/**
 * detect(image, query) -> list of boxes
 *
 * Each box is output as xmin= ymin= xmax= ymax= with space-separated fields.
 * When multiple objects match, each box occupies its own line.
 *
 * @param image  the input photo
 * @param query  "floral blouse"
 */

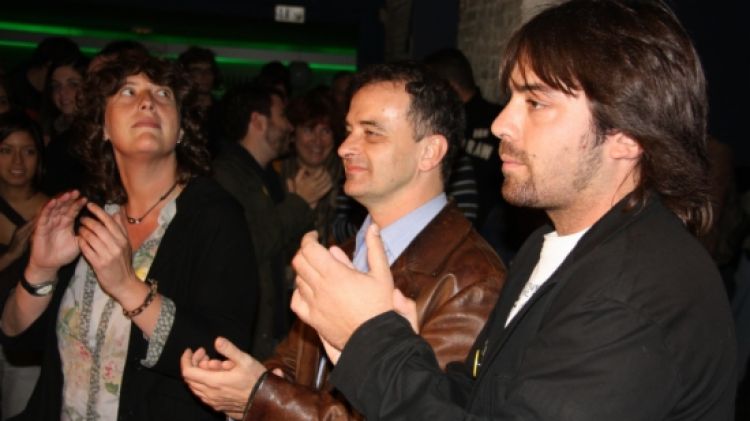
xmin=57 ymin=200 xmax=177 ymax=421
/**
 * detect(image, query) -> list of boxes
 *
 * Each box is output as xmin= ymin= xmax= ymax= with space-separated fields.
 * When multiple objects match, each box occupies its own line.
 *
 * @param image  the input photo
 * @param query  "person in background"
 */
xmin=0 ymin=111 xmax=48 ymax=420
xmin=255 ymin=62 xmax=291 ymax=101
xmin=280 ymin=88 xmax=351 ymax=246
xmin=0 ymin=52 xmax=257 ymax=420
xmin=40 ymin=55 xmax=89 ymax=196
xmin=212 ymin=84 xmax=326 ymax=359
xmin=178 ymin=46 xmax=222 ymax=111
xmin=6 ymin=37 xmax=79 ymax=121
xmin=178 ymin=46 xmax=223 ymax=157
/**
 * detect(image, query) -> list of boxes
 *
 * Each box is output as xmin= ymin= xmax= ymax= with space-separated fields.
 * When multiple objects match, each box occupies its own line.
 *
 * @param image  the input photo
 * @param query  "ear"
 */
xmin=607 ymin=132 xmax=642 ymax=161
xmin=417 ymin=135 xmax=448 ymax=173
xmin=249 ymin=112 xmax=268 ymax=134
xmin=102 ymin=125 xmax=110 ymax=141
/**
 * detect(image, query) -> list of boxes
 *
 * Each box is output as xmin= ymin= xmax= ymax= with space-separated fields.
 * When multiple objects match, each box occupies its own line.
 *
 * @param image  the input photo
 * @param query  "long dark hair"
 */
xmin=500 ymin=0 xmax=711 ymax=235
xmin=74 ymin=52 xmax=210 ymax=203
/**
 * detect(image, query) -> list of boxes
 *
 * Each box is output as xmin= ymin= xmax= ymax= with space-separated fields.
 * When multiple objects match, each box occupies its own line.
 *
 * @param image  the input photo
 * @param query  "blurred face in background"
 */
xmin=187 ymin=62 xmax=215 ymax=94
xmin=0 ymin=130 xmax=39 ymax=188
xmin=295 ymin=119 xmax=334 ymax=169
xmin=50 ymin=65 xmax=83 ymax=116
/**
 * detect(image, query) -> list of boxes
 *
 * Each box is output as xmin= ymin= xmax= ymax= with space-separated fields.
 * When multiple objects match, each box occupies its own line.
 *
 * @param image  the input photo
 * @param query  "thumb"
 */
xmin=330 ymin=246 xmax=355 ymax=269
xmin=214 ymin=337 xmax=245 ymax=362
xmin=365 ymin=224 xmax=391 ymax=284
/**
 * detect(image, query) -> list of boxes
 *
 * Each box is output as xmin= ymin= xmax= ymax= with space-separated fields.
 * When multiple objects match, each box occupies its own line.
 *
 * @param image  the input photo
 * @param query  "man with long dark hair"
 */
xmin=290 ymin=1 xmax=736 ymax=419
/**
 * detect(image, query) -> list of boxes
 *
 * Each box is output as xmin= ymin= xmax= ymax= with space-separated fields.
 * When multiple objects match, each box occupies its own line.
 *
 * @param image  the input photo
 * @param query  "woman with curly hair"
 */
xmin=0 ymin=52 xmax=258 ymax=420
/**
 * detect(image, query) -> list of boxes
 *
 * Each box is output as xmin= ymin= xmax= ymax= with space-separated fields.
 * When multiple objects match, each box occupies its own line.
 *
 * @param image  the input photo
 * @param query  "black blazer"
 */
xmin=1 ymin=177 xmax=259 ymax=420
xmin=330 ymin=197 xmax=736 ymax=420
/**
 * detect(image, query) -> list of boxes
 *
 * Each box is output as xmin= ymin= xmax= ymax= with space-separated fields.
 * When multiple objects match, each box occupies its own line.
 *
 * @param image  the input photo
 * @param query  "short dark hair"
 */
xmin=423 ymin=48 xmax=476 ymax=93
xmin=218 ymin=83 xmax=280 ymax=143
xmin=500 ymin=0 xmax=711 ymax=234
xmin=177 ymin=46 xmax=222 ymax=88
xmin=349 ymin=62 xmax=465 ymax=182
xmin=0 ymin=109 xmax=45 ymax=188
xmin=74 ymin=52 xmax=210 ymax=203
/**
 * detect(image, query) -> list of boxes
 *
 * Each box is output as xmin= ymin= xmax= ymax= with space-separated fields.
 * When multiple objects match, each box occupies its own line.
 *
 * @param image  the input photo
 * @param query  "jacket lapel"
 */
xmin=473 ymin=196 xmax=654 ymax=383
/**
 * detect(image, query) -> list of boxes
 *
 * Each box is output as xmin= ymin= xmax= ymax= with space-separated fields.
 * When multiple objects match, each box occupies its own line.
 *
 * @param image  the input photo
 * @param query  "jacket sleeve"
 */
xmin=330 ymin=298 xmax=689 ymax=421
xmin=244 ymin=267 xmax=502 ymax=420
xmin=144 ymin=199 xmax=259 ymax=379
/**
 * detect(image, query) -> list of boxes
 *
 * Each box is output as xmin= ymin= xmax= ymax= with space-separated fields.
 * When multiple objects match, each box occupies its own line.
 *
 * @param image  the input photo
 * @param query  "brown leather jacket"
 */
xmin=244 ymin=204 xmax=506 ymax=420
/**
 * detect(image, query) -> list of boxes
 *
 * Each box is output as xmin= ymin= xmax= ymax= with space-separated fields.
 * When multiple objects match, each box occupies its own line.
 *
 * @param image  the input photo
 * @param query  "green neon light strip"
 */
xmin=0 ymin=39 xmax=356 ymax=72
xmin=0 ymin=21 xmax=355 ymax=55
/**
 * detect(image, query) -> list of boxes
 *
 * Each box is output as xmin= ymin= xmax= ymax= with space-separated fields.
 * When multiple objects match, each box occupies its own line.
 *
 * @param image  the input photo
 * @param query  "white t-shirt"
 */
xmin=505 ymin=228 xmax=589 ymax=327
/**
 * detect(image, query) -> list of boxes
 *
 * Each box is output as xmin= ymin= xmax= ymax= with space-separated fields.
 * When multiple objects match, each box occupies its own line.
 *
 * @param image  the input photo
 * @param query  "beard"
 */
xmin=500 ymin=131 xmax=603 ymax=209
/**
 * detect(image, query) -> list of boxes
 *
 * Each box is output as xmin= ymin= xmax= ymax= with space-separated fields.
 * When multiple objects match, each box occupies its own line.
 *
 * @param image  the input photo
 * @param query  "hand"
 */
xmin=27 ymin=191 xmax=86 ymax=279
xmin=77 ymin=203 xmax=138 ymax=300
xmin=287 ymin=167 xmax=333 ymax=208
xmin=393 ymin=289 xmax=419 ymax=334
xmin=5 ymin=218 xmax=36 ymax=260
xmin=291 ymin=224 xmax=395 ymax=350
xmin=181 ymin=337 xmax=267 ymax=419
xmin=319 ymin=334 xmax=342 ymax=365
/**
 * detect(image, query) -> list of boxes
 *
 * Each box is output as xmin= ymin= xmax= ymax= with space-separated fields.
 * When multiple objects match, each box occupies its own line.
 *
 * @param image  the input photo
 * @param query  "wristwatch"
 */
xmin=20 ymin=275 xmax=57 ymax=297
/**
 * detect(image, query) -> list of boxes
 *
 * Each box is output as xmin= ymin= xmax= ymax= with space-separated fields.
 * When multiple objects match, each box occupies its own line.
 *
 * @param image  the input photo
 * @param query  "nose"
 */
xmin=11 ymin=149 xmax=23 ymax=164
xmin=490 ymin=101 xmax=517 ymax=145
xmin=139 ymin=91 xmax=155 ymax=111
xmin=338 ymin=131 xmax=359 ymax=159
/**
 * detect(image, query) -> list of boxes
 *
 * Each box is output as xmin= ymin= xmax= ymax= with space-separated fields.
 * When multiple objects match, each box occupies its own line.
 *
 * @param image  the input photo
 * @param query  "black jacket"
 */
xmin=1 ymin=177 xmax=259 ymax=420
xmin=330 ymin=197 xmax=736 ymax=420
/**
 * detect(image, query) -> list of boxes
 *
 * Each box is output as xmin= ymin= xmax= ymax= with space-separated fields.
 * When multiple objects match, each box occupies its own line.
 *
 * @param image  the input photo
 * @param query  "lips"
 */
xmin=132 ymin=119 xmax=160 ymax=129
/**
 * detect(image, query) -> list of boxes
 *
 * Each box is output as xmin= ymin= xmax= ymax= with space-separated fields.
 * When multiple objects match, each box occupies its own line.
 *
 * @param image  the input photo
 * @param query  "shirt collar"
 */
xmin=352 ymin=193 xmax=448 ymax=272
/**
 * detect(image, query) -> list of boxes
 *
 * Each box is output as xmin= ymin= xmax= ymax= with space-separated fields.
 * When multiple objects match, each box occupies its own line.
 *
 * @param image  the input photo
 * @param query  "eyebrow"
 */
xmin=346 ymin=120 xmax=387 ymax=131
xmin=510 ymin=80 xmax=553 ymax=94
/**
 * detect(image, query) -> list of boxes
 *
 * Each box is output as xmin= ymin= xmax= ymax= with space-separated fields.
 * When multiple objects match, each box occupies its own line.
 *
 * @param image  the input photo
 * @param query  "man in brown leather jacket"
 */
xmin=181 ymin=62 xmax=506 ymax=420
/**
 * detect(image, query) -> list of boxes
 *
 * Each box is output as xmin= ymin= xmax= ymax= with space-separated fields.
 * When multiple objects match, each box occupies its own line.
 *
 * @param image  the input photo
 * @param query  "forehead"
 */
xmin=52 ymin=65 xmax=81 ymax=79
xmin=2 ymin=130 xmax=35 ymax=146
xmin=349 ymin=81 xmax=410 ymax=121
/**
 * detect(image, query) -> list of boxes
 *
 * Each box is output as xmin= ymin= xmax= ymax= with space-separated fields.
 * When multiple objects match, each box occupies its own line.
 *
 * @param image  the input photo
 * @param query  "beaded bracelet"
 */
xmin=123 ymin=279 xmax=158 ymax=319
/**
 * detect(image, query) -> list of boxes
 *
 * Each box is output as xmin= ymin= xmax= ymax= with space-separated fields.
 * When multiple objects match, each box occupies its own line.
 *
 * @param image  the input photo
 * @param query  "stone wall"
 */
xmin=457 ymin=0 xmax=553 ymax=103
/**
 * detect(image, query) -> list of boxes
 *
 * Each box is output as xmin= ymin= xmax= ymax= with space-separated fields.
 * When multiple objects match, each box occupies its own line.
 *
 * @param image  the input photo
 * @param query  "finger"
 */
xmin=364 ymin=224 xmax=392 ymax=283
xmin=393 ymin=289 xmax=419 ymax=333
xmin=271 ymin=368 xmax=284 ymax=377
xmin=78 ymin=216 xmax=123 ymax=256
xmin=329 ymin=246 xmax=355 ymax=269
xmin=202 ymin=359 xmax=226 ymax=371
xmin=181 ymin=348 xmax=195 ymax=371
xmin=86 ymin=203 xmax=127 ymax=240
xmin=290 ymin=288 xmax=310 ymax=321
xmin=214 ymin=337 xmax=248 ymax=364
xmin=77 ymin=226 xmax=107 ymax=260
xmin=294 ymin=275 xmax=315 ymax=302
xmin=299 ymin=230 xmax=319 ymax=248
xmin=78 ymin=232 xmax=103 ymax=264
xmin=192 ymin=347 xmax=208 ymax=366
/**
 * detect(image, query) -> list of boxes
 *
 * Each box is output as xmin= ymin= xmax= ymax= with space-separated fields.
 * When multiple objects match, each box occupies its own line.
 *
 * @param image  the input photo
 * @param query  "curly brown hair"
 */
xmin=73 ymin=52 xmax=210 ymax=203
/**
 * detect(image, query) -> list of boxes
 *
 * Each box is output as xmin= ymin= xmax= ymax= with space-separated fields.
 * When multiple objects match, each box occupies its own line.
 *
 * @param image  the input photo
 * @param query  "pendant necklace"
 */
xmin=125 ymin=181 xmax=178 ymax=224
